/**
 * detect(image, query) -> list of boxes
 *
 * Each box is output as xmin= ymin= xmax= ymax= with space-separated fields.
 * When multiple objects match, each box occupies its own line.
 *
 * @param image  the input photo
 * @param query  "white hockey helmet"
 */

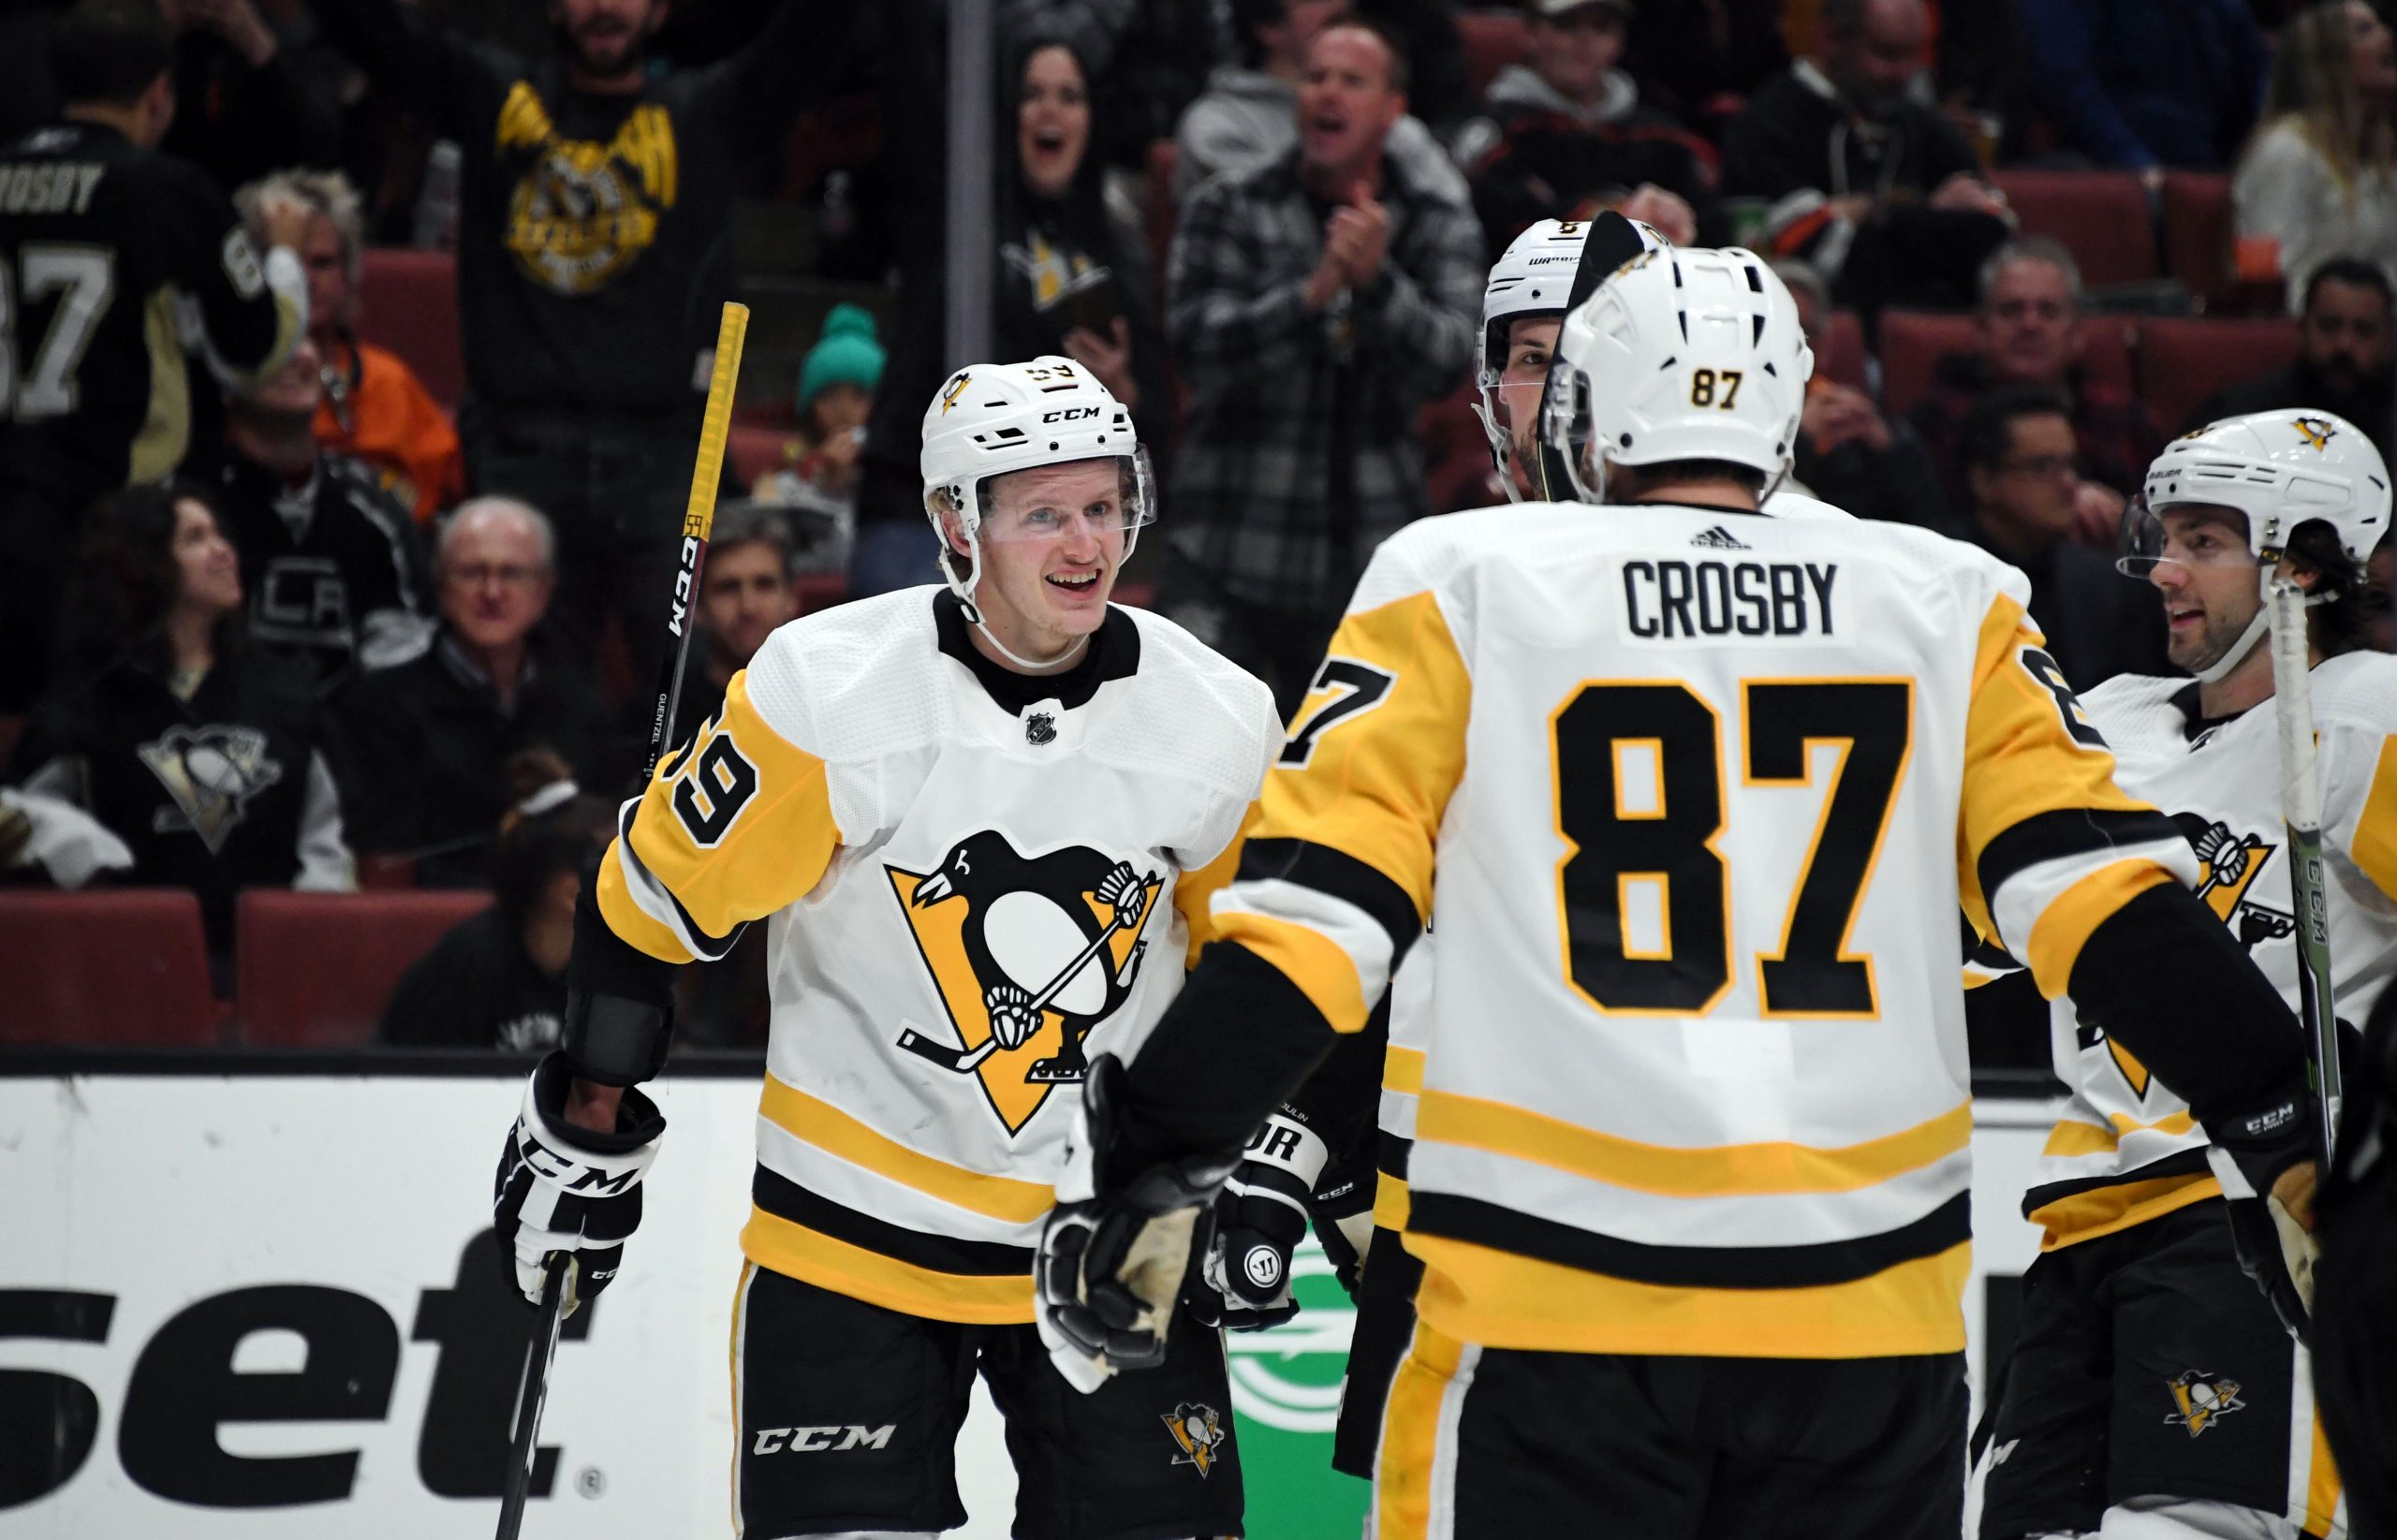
xmin=919 ymin=356 xmax=1154 ymax=617
xmin=1538 ymin=244 xmax=1813 ymax=504
xmin=2122 ymin=408 xmax=2391 ymax=681
xmin=1474 ymin=218 xmax=1665 ymax=501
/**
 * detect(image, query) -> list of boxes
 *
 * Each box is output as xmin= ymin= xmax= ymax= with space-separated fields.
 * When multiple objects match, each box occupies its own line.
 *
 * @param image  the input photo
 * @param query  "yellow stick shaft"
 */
xmin=684 ymin=301 xmax=751 ymax=543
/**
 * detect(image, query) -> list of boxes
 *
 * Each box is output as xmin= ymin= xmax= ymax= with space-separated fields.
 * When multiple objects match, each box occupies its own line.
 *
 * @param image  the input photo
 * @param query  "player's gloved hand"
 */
xmin=1189 ymin=1107 xmax=1328 ymax=1330
xmin=493 ymin=1050 xmax=666 ymax=1310
xmin=2204 ymin=1083 xmax=2320 ymax=1343
xmin=1037 ymin=1053 xmax=1240 ymax=1392
xmin=1307 ymin=1152 xmax=1378 ymax=1303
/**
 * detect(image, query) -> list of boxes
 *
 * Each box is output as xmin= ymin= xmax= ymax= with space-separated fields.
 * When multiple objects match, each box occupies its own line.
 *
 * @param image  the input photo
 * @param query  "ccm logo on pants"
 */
xmin=752 ymin=1425 xmax=896 ymax=1455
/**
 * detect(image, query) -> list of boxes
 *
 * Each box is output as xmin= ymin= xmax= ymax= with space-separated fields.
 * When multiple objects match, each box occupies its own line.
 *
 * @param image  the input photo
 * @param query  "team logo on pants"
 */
xmin=2165 ymin=1371 xmax=2245 ymax=1437
xmin=1163 ymin=1401 xmax=1226 ymax=1476
xmin=886 ymin=831 xmax=1160 ymax=1134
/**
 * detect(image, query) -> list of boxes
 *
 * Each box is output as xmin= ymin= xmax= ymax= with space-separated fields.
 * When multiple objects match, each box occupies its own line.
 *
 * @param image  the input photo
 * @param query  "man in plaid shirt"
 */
xmin=1163 ymin=17 xmax=1481 ymax=713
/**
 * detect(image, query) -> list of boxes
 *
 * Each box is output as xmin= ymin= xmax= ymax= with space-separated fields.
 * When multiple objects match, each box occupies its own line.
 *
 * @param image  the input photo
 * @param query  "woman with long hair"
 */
xmin=7 ymin=482 xmax=351 ymax=978
xmin=2235 ymin=0 xmax=2397 ymax=309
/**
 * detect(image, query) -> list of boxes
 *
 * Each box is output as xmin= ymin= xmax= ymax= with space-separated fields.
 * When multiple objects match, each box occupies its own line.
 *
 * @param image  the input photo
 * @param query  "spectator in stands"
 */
xmin=2190 ymin=257 xmax=2397 ymax=462
xmin=313 ymin=0 xmax=847 ymax=687
xmin=2018 ymin=0 xmax=2270 ymax=178
xmin=1163 ymin=18 xmax=1481 ymax=712
xmin=1908 ymin=239 xmax=2165 ymax=537
xmin=237 ymin=169 xmax=464 ymax=525
xmin=750 ymin=304 xmax=883 ymax=568
xmin=201 ymin=339 xmax=434 ymax=692
xmin=1174 ymin=0 xmax=1467 ymax=210
xmin=1460 ymin=0 xmax=1716 ymax=256
xmin=2234 ymin=0 xmax=2397 ymax=313
xmin=1773 ymin=259 xmax=1957 ymax=534
xmin=1622 ymin=0 xmax=1787 ymax=140
xmin=2369 ymin=534 xmax=2394 ymax=651
xmin=380 ymin=748 xmax=612 ymax=1051
xmin=611 ymin=502 xmax=798 ymax=784
xmin=0 ymin=0 xmax=308 ymax=715
xmin=1955 ymin=388 xmax=2166 ymax=688
xmin=7 ymin=482 xmax=352 ymax=977
xmin=331 ymin=497 xmax=606 ymax=888
xmin=158 ymin=0 xmax=342 ymax=192
xmin=1721 ymin=0 xmax=2011 ymax=313
xmin=854 ymin=33 xmax=1170 ymax=597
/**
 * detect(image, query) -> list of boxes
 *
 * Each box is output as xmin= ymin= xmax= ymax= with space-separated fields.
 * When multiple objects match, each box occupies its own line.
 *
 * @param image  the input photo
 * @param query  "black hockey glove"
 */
xmin=1307 ymin=1151 xmax=1378 ymax=1303
xmin=493 ymin=1050 xmax=667 ymax=1311
xmin=2203 ymin=1082 xmax=2320 ymax=1344
xmin=1189 ymin=1107 xmax=1329 ymax=1330
xmin=1037 ymin=1053 xmax=1241 ymax=1392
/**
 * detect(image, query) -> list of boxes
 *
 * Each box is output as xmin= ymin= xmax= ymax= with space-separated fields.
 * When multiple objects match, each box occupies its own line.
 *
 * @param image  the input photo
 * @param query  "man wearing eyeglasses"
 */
xmin=331 ymin=495 xmax=607 ymax=886
xmin=1957 ymin=385 xmax=2168 ymax=691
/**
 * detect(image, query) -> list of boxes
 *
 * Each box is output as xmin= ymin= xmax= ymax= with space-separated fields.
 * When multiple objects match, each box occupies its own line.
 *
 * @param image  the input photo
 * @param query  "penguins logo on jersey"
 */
xmin=2164 ymin=1371 xmax=2245 ymax=1437
xmin=887 ymin=832 xmax=1161 ymax=1134
xmin=1162 ymin=1401 xmax=1226 ymax=1477
xmin=493 ymin=85 xmax=675 ymax=294
xmin=2293 ymin=417 xmax=2338 ymax=452
xmin=2179 ymin=814 xmax=2297 ymax=951
xmin=137 ymin=725 xmax=284 ymax=852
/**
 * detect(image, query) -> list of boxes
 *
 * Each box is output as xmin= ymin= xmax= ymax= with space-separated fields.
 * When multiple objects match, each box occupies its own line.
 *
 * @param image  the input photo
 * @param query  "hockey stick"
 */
xmin=493 ymin=304 xmax=749 ymax=1540
xmin=896 ymin=880 xmax=1155 ymax=1072
xmin=2267 ymin=576 xmax=2343 ymax=1163
xmin=1534 ymin=211 xmax=1651 ymax=503
xmin=495 ymin=1256 xmax=577 ymax=1540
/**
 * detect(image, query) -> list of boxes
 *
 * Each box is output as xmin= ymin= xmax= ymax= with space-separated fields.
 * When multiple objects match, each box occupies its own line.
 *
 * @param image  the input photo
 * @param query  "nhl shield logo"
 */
xmin=887 ymin=831 xmax=1160 ymax=1135
xmin=2164 ymin=1371 xmax=2244 ymax=1437
xmin=1163 ymin=1401 xmax=1226 ymax=1477
xmin=1024 ymin=711 xmax=1057 ymax=746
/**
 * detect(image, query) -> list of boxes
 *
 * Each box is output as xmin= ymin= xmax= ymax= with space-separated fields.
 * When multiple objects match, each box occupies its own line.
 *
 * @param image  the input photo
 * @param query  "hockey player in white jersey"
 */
xmin=1973 ymin=411 xmax=2397 ymax=1540
xmin=1033 ymin=249 xmax=2328 ymax=1540
xmin=486 ymin=358 xmax=1282 ymax=1538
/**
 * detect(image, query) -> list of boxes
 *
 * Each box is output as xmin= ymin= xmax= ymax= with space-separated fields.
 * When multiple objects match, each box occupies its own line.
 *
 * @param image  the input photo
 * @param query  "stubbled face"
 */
xmin=1827 ymin=0 xmax=1929 ymax=113
xmin=2300 ymin=278 xmax=2395 ymax=395
xmin=1496 ymin=314 xmax=1562 ymax=491
xmin=2146 ymin=505 xmax=2262 ymax=673
xmin=952 ymin=459 xmax=1127 ymax=661
xmin=1530 ymin=5 xmax=1627 ymax=106
xmin=172 ymin=497 xmax=242 ymax=616
xmin=551 ymin=0 xmax=661 ymax=77
xmin=699 ymin=537 xmax=799 ymax=669
xmin=1019 ymin=46 xmax=1091 ymax=202
xmin=1980 ymin=258 xmax=2079 ymax=389
xmin=1978 ymin=412 xmax=2080 ymax=539
xmin=1299 ymin=26 xmax=1406 ymax=181
xmin=440 ymin=513 xmax=553 ymax=653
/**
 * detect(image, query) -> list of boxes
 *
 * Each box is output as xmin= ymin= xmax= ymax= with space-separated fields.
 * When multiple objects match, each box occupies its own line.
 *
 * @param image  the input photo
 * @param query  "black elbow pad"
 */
xmin=563 ymin=859 xmax=679 ymax=1085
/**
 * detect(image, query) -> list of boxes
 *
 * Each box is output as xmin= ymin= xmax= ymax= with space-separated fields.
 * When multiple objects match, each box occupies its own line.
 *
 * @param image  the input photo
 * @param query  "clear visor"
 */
xmin=972 ymin=448 xmax=1155 ymax=543
xmin=2114 ymin=497 xmax=2256 ymax=579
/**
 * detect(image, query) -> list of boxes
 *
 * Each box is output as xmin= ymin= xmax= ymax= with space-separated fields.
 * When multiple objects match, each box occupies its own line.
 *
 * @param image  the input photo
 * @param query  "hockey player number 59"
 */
xmin=1551 ymin=679 xmax=1912 ymax=1018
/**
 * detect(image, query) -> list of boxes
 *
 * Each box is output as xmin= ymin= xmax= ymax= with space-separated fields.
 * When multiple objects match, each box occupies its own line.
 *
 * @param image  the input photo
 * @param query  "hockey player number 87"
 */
xmin=1551 ymin=679 xmax=1912 ymax=1018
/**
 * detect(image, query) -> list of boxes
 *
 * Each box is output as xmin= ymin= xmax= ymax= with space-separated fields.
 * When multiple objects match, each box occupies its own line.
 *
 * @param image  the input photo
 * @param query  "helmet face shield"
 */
xmin=974 ymin=447 xmax=1155 ymax=543
xmin=2115 ymin=497 xmax=2257 ymax=581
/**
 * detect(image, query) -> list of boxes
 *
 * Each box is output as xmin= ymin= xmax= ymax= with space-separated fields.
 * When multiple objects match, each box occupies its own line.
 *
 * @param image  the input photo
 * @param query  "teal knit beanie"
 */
xmin=798 ymin=303 xmax=886 ymax=408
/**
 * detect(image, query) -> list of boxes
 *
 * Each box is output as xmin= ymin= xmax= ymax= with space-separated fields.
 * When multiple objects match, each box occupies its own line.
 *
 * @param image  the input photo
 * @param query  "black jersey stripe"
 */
xmin=751 ymin=1166 xmax=1034 ymax=1278
xmin=2018 ymin=1148 xmax=2215 ymax=1220
xmin=1977 ymin=808 xmax=2185 ymax=912
xmin=1236 ymin=836 xmax=1424 ymax=962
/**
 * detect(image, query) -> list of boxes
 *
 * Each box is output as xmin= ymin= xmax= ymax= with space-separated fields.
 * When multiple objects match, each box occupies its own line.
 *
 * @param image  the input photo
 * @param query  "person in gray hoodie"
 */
xmin=1458 ymin=0 xmax=1720 ymax=257
xmin=1172 ymin=0 xmax=1468 ymax=208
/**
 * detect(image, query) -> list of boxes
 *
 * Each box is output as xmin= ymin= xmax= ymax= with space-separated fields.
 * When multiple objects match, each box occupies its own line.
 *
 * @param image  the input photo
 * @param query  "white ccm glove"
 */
xmin=492 ymin=1051 xmax=666 ymax=1308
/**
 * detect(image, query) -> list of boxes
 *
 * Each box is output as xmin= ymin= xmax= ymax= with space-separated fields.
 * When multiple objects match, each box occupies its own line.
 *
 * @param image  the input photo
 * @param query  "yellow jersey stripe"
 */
xmin=1408 ymin=1234 xmax=1970 ymax=1357
xmin=758 ymin=1075 xmax=1055 ymax=1225
xmin=2022 ymin=859 xmax=2177 ymax=1000
xmin=1384 ymin=1043 xmax=1426 ymax=1094
xmin=1415 ymin=1091 xmax=1972 ymax=1197
xmin=2306 ymin=1408 xmax=2344 ymax=1536
xmin=2026 ymin=1172 xmax=2222 ymax=1250
xmin=740 ymin=1207 xmax=1035 ymax=1324
xmin=1174 ymin=816 xmax=1252 ymax=967
xmin=2354 ymin=735 xmax=2397 ymax=899
xmin=1374 ymin=1171 xmax=1413 ymax=1231
xmin=2040 ymin=1108 xmax=2201 ymax=1156
xmin=1211 ymin=913 xmax=1375 ymax=1034
xmin=1375 ymin=1319 xmax=1468 ymax=1540
xmin=596 ymin=841 xmax=696 ymax=963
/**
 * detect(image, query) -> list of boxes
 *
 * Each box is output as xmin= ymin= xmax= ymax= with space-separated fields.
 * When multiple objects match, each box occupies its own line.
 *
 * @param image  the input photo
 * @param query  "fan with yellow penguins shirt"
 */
xmin=488 ymin=359 xmax=1284 ymax=1540
xmin=1035 ymin=250 xmax=2322 ymax=1540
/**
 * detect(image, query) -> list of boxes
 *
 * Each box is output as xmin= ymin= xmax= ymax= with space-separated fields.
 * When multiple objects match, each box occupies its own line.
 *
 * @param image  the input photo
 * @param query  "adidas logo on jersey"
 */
xmin=1690 ymin=525 xmax=1749 ymax=550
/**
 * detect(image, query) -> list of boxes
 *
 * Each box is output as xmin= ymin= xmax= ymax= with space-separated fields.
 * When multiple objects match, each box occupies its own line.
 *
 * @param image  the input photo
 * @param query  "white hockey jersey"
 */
xmin=2022 ymin=653 xmax=2397 ymax=1250
xmin=1211 ymin=502 xmax=2202 ymax=1358
xmin=596 ymin=589 xmax=1279 ymax=1322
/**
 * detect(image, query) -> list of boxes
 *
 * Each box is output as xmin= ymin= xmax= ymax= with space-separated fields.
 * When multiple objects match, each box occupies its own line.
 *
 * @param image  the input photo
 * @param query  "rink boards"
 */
xmin=0 ymin=1057 xmax=2063 ymax=1538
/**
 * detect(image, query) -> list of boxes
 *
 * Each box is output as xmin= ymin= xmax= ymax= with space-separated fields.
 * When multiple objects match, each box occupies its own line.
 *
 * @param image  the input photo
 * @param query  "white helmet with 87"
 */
xmin=919 ymin=357 xmax=1154 ymax=663
xmin=1537 ymin=244 xmax=1812 ymax=504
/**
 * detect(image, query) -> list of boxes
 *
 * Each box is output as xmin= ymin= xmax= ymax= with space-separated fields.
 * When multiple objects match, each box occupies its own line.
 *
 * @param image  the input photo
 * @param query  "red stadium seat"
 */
xmin=235 ymin=889 xmax=492 ymax=1047
xmin=1457 ymin=11 xmax=1531 ymax=97
xmin=1816 ymin=309 xmax=1870 ymax=391
xmin=358 ymin=248 xmax=465 ymax=409
xmin=1877 ymin=311 xmax=2137 ymax=419
xmin=1988 ymin=170 xmax=2160 ymax=289
xmin=2161 ymin=172 xmax=2234 ymax=310
xmin=728 ymin=424 xmax=800 ymax=488
xmin=2136 ymin=316 xmax=2301 ymax=439
xmin=0 ymin=890 xmax=216 ymax=1045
